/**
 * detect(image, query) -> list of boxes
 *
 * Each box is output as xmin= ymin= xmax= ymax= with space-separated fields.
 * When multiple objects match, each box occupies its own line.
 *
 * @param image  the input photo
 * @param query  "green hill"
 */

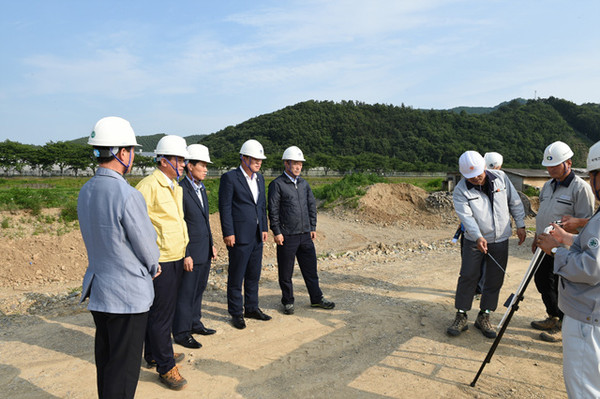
xmin=198 ymin=97 xmax=600 ymax=171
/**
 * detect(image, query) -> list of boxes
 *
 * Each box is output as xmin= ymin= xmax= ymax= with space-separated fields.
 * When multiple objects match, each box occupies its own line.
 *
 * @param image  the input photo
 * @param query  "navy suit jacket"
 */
xmin=218 ymin=167 xmax=268 ymax=245
xmin=180 ymin=177 xmax=213 ymax=264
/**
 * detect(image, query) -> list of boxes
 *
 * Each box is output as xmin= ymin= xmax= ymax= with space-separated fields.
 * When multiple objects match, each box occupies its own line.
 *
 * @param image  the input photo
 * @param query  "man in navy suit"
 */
xmin=173 ymin=144 xmax=218 ymax=349
xmin=219 ymin=139 xmax=271 ymax=329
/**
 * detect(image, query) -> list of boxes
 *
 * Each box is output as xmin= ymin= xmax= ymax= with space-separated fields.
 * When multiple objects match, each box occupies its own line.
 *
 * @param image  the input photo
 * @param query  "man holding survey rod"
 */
xmin=447 ymin=151 xmax=526 ymax=339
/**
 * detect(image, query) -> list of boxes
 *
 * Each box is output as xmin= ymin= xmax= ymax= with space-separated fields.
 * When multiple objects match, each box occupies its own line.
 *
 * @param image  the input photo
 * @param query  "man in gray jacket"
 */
xmin=537 ymin=140 xmax=600 ymax=398
xmin=530 ymin=141 xmax=594 ymax=343
xmin=78 ymin=117 xmax=161 ymax=399
xmin=447 ymin=151 xmax=526 ymax=339
xmin=268 ymin=146 xmax=334 ymax=315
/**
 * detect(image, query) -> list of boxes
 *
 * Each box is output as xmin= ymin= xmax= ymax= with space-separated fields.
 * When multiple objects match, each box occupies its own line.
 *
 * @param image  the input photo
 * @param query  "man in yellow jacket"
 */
xmin=136 ymin=135 xmax=190 ymax=391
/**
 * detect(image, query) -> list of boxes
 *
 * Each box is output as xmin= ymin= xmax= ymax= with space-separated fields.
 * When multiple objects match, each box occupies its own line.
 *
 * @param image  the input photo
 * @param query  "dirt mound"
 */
xmin=356 ymin=183 xmax=456 ymax=228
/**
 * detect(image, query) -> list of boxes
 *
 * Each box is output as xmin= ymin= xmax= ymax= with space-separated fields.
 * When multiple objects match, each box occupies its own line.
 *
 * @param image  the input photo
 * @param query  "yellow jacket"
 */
xmin=136 ymin=169 xmax=189 ymax=262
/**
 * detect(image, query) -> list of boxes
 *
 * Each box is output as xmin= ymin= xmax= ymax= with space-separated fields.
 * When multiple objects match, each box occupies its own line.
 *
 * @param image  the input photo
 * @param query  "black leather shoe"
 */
xmin=232 ymin=316 xmax=246 ymax=329
xmin=192 ymin=326 xmax=217 ymax=335
xmin=244 ymin=308 xmax=272 ymax=321
xmin=174 ymin=334 xmax=202 ymax=349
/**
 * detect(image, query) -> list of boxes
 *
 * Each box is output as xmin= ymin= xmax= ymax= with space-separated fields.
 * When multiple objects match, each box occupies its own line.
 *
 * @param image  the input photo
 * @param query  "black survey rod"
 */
xmin=470 ymin=248 xmax=547 ymax=387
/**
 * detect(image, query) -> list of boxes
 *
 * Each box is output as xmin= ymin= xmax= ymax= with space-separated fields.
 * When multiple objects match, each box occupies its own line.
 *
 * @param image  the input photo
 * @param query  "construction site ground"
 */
xmin=0 ymin=183 xmax=565 ymax=398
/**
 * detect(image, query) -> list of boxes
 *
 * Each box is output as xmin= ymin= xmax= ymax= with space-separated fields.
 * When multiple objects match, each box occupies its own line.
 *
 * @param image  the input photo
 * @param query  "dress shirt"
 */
xmin=240 ymin=165 xmax=259 ymax=203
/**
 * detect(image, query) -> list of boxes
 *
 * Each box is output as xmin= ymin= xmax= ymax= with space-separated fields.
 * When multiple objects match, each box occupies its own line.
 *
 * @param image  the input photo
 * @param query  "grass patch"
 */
xmin=523 ymin=185 xmax=540 ymax=197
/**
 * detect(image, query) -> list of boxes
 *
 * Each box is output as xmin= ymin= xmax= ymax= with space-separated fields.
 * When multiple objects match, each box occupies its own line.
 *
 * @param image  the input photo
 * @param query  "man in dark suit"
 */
xmin=173 ymin=144 xmax=218 ymax=349
xmin=219 ymin=139 xmax=271 ymax=329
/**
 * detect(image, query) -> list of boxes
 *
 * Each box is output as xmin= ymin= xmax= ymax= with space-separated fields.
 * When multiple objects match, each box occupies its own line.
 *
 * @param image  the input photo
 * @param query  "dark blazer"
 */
xmin=219 ymin=167 xmax=268 ymax=245
xmin=180 ymin=177 xmax=213 ymax=264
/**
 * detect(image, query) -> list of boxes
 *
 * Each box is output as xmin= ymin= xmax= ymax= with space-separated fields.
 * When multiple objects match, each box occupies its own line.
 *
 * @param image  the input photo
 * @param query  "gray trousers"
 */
xmin=455 ymin=239 xmax=508 ymax=312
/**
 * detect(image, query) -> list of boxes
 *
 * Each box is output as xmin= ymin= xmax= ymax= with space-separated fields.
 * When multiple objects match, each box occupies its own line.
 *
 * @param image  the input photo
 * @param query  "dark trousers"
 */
xmin=455 ymin=239 xmax=509 ymax=312
xmin=227 ymin=237 xmax=263 ymax=317
xmin=144 ymin=259 xmax=183 ymax=375
xmin=534 ymin=254 xmax=564 ymax=319
xmin=173 ymin=260 xmax=211 ymax=340
xmin=91 ymin=311 xmax=148 ymax=399
xmin=277 ymin=232 xmax=323 ymax=305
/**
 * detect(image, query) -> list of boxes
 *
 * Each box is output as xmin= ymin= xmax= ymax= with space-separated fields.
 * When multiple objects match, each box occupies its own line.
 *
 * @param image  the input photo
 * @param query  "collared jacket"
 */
xmin=136 ymin=169 xmax=189 ymax=262
xmin=78 ymin=167 xmax=160 ymax=314
xmin=554 ymin=210 xmax=600 ymax=325
xmin=218 ymin=167 xmax=268 ymax=244
xmin=535 ymin=172 xmax=594 ymax=234
xmin=453 ymin=170 xmax=525 ymax=243
xmin=268 ymin=173 xmax=317 ymax=236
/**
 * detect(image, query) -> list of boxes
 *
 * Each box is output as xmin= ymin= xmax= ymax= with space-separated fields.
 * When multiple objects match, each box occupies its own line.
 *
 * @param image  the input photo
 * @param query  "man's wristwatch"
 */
xmin=551 ymin=247 xmax=558 ymax=255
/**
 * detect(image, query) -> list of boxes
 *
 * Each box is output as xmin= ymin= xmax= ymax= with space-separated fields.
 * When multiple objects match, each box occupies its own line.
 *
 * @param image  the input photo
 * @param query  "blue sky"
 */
xmin=1 ymin=0 xmax=599 ymax=145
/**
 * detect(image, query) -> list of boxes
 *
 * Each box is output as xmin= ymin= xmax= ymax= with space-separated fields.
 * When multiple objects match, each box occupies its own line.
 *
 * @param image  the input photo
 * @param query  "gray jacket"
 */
xmin=268 ymin=173 xmax=317 ymax=236
xmin=554 ymin=210 xmax=600 ymax=325
xmin=535 ymin=172 xmax=594 ymax=234
xmin=78 ymin=167 xmax=160 ymax=314
xmin=453 ymin=170 xmax=525 ymax=243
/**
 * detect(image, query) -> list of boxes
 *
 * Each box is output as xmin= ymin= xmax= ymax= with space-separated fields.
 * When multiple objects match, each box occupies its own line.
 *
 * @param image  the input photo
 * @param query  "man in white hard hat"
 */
xmin=447 ymin=151 xmax=526 ymax=339
xmin=172 ymin=144 xmax=217 ymax=349
xmin=268 ymin=146 xmax=335 ymax=315
xmin=219 ymin=139 xmax=271 ymax=329
xmin=78 ymin=116 xmax=161 ymax=398
xmin=136 ymin=135 xmax=189 ymax=390
xmin=484 ymin=152 xmax=503 ymax=170
xmin=537 ymin=140 xmax=600 ymax=398
xmin=530 ymin=141 xmax=594 ymax=343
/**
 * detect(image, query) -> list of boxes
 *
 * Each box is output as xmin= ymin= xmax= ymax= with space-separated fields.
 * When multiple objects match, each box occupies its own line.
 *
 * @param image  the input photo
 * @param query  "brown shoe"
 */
xmin=531 ymin=316 xmax=560 ymax=331
xmin=540 ymin=328 xmax=562 ymax=342
xmin=144 ymin=352 xmax=185 ymax=369
xmin=474 ymin=312 xmax=497 ymax=339
xmin=159 ymin=365 xmax=187 ymax=390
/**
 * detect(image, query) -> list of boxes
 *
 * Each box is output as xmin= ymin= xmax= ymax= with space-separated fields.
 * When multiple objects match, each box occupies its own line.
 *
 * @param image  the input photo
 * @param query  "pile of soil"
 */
xmin=355 ymin=183 xmax=457 ymax=228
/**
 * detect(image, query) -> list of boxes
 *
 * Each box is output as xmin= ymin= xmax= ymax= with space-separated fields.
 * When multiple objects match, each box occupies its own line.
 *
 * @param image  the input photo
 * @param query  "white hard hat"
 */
xmin=587 ymin=141 xmax=600 ymax=172
xmin=88 ymin=116 xmax=140 ymax=147
xmin=240 ymin=139 xmax=266 ymax=160
xmin=155 ymin=135 xmax=188 ymax=158
xmin=484 ymin=152 xmax=503 ymax=169
xmin=186 ymin=144 xmax=212 ymax=164
xmin=542 ymin=141 xmax=573 ymax=167
xmin=282 ymin=146 xmax=306 ymax=161
xmin=459 ymin=151 xmax=485 ymax=179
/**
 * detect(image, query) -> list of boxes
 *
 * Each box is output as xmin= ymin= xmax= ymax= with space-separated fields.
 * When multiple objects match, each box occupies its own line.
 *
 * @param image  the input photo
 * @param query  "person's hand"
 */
xmin=274 ymin=234 xmax=284 ymax=245
xmin=531 ymin=233 xmax=538 ymax=253
xmin=537 ymin=232 xmax=560 ymax=255
xmin=561 ymin=215 xmax=589 ymax=233
xmin=224 ymin=235 xmax=235 ymax=247
xmin=211 ymin=246 xmax=217 ymax=260
xmin=262 ymin=231 xmax=268 ymax=242
xmin=183 ymin=256 xmax=194 ymax=272
xmin=517 ymin=227 xmax=526 ymax=245
xmin=310 ymin=231 xmax=316 ymax=240
xmin=476 ymin=237 xmax=488 ymax=253
xmin=549 ymin=223 xmax=575 ymax=246
xmin=152 ymin=265 xmax=162 ymax=280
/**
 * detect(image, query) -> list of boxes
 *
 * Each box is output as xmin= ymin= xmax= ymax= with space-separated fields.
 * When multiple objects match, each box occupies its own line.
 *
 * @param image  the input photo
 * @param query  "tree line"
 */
xmin=2 ymin=97 xmax=599 ymax=175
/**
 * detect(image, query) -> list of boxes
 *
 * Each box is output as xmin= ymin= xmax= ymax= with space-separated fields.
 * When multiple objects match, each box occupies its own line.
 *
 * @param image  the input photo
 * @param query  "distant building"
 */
xmin=503 ymin=168 xmax=589 ymax=191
